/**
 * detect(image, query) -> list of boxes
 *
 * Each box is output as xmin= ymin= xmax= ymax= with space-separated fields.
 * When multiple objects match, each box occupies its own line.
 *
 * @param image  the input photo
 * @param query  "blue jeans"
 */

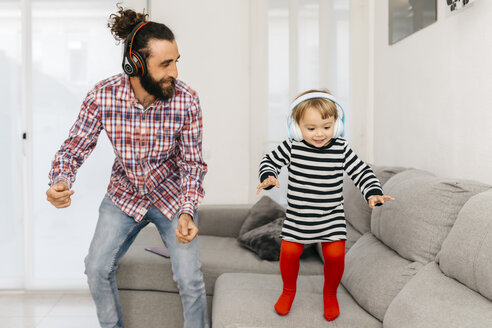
xmin=84 ymin=194 xmax=209 ymax=328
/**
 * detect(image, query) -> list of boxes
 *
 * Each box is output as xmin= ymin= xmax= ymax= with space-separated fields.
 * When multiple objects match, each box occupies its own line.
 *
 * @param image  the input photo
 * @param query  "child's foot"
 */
xmin=323 ymin=295 xmax=340 ymax=321
xmin=274 ymin=288 xmax=296 ymax=315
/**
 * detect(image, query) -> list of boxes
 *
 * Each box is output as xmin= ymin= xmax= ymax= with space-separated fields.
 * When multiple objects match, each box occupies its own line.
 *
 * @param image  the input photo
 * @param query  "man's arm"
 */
xmin=175 ymin=96 xmax=207 ymax=243
xmin=46 ymin=91 xmax=103 ymax=208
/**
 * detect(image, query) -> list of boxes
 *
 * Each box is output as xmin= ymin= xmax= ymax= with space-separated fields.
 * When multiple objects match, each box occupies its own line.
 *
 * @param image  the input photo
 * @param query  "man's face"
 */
xmin=140 ymin=39 xmax=180 ymax=101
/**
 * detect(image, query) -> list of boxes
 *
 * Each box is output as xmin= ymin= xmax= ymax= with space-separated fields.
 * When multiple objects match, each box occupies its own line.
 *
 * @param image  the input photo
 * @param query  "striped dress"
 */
xmin=259 ymin=138 xmax=383 ymax=244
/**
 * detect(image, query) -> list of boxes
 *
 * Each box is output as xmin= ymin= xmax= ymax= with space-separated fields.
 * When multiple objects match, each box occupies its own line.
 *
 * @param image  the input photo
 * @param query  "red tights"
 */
xmin=274 ymin=240 xmax=345 ymax=321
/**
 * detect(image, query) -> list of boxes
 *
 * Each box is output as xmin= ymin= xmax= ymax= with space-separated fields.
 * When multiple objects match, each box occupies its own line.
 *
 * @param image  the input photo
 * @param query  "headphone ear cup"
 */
xmin=122 ymin=22 xmax=149 ymax=77
xmin=288 ymin=119 xmax=302 ymax=141
xmin=122 ymin=54 xmax=136 ymax=76
xmin=130 ymin=50 xmax=147 ymax=77
xmin=333 ymin=106 xmax=345 ymax=138
xmin=333 ymin=118 xmax=344 ymax=138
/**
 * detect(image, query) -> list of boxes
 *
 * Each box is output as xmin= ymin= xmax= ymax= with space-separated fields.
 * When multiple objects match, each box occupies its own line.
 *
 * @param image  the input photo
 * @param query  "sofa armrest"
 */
xmin=197 ymin=204 xmax=251 ymax=238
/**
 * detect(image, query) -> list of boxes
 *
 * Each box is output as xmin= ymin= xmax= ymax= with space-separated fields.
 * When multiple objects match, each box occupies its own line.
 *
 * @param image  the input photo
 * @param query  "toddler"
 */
xmin=257 ymin=89 xmax=394 ymax=321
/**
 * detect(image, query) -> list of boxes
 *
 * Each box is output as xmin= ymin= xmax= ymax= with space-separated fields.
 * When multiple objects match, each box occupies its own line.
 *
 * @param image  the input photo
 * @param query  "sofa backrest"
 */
xmin=343 ymin=165 xmax=407 ymax=235
xmin=198 ymin=204 xmax=252 ymax=238
xmin=383 ymin=188 xmax=492 ymax=328
xmin=371 ymin=169 xmax=491 ymax=263
xmin=437 ymin=188 xmax=492 ymax=300
xmin=341 ymin=168 xmax=491 ymax=322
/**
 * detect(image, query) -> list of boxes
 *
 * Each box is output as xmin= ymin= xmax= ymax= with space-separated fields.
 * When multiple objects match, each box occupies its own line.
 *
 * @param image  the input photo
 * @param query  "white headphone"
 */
xmin=286 ymin=92 xmax=345 ymax=142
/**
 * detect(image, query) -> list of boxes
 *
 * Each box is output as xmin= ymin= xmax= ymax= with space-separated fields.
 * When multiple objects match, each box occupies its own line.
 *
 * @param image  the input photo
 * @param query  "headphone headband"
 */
xmin=128 ymin=22 xmax=148 ymax=53
xmin=289 ymin=92 xmax=344 ymax=120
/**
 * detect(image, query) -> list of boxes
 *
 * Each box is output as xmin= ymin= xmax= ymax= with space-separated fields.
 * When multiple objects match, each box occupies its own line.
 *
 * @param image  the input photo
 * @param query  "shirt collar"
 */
xmin=116 ymin=73 xmax=132 ymax=102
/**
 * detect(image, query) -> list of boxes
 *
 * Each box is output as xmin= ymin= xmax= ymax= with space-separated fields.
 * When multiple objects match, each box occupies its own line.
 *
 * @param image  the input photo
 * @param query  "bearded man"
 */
xmin=46 ymin=6 xmax=209 ymax=328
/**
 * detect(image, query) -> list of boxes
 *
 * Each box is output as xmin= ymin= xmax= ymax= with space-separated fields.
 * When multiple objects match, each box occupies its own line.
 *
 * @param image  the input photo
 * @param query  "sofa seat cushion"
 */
xmin=437 ymin=189 xmax=492 ymax=300
xmin=116 ymin=225 xmax=323 ymax=295
xmin=341 ymin=232 xmax=423 ymax=321
xmin=212 ymin=273 xmax=382 ymax=328
xmin=371 ymin=169 xmax=491 ymax=263
xmin=383 ymin=262 xmax=492 ymax=328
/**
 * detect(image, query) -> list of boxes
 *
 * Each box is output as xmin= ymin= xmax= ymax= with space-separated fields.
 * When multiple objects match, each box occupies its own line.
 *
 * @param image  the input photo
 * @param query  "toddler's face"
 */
xmin=299 ymin=107 xmax=335 ymax=148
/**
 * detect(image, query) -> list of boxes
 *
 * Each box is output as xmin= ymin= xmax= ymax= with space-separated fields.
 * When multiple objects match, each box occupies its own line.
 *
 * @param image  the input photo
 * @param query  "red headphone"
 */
xmin=122 ymin=22 xmax=149 ymax=77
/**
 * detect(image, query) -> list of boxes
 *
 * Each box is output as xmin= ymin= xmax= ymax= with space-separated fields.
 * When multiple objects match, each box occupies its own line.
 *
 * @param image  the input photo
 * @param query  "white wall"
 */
xmin=150 ymin=0 xmax=251 ymax=204
xmin=349 ymin=0 xmax=374 ymax=162
xmin=372 ymin=1 xmax=492 ymax=184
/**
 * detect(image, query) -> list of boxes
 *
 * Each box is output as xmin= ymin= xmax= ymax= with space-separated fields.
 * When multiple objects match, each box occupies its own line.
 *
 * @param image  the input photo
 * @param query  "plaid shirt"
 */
xmin=49 ymin=73 xmax=207 ymax=222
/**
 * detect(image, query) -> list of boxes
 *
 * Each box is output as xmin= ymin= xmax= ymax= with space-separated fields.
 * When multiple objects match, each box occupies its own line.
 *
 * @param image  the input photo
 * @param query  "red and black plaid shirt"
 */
xmin=49 ymin=73 xmax=207 ymax=222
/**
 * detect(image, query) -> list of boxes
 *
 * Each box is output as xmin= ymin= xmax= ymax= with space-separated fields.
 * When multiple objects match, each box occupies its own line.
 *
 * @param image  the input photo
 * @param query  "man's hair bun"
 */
xmin=108 ymin=4 xmax=148 ymax=42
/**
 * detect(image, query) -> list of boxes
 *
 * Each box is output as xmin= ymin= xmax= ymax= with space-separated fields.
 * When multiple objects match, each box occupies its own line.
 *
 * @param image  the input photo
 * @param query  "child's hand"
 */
xmin=256 ymin=176 xmax=280 ymax=194
xmin=368 ymin=195 xmax=395 ymax=209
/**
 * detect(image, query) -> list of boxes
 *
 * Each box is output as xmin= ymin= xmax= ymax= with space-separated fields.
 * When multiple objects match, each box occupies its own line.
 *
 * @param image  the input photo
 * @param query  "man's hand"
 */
xmin=46 ymin=181 xmax=74 ymax=208
xmin=256 ymin=176 xmax=280 ymax=194
xmin=176 ymin=213 xmax=199 ymax=243
xmin=368 ymin=195 xmax=395 ymax=209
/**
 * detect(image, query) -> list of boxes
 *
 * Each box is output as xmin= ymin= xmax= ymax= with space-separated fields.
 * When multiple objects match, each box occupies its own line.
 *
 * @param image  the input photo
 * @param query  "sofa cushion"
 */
xmin=341 ymin=233 xmax=422 ymax=321
xmin=437 ymin=189 xmax=492 ymax=300
xmin=237 ymin=217 xmax=283 ymax=261
xmin=238 ymin=196 xmax=285 ymax=236
xmin=371 ymin=169 xmax=490 ymax=263
xmin=212 ymin=273 xmax=382 ymax=328
xmin=383 ymin=262 xmax=492 ymax=328
xmin=343 ymin=166 xmax=407 ymax=234
xmin=116 ymin=225 xmax=323 ymax=296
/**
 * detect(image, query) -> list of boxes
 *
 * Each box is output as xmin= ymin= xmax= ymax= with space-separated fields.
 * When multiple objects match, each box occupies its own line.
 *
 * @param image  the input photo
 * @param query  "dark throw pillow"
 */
xmin=238 ymin=217 xmax=284 ymax=261
xmin=239 ymin=196 xmax=286 ymax=236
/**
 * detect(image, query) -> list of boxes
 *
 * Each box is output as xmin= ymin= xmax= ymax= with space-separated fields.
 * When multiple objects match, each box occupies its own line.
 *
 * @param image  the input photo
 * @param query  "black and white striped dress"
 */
xmin=259 ymin=138 xmax=383 ymax=244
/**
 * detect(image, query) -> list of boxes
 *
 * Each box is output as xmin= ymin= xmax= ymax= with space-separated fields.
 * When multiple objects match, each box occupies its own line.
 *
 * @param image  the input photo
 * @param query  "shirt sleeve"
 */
xmin=177 ymin=96 xmax=208 ymax=218
xmin=258 ymin=140 xmax=292 ymax=190
xmin=48 ymin=91 xmax=103 ymax=188
xmin=343 ymin=142 xmax=383 ymax=201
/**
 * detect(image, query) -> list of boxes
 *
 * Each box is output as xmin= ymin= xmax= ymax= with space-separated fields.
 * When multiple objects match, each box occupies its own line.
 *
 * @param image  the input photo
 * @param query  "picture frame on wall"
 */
xmin=389 ymin=0 xmax=437 ymax=44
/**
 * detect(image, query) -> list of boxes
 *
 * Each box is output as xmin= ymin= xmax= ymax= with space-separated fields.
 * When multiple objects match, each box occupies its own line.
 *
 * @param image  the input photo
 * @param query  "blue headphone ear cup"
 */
xmin=333 ymin=106 xmax=345 ymax=138
xmin=291 ymin=121 xmax=302 ymax=141
xmin=333 ymin=118 xmax=344 ymax=138
xmin=287 ymin=117 xmax=302 ymax=141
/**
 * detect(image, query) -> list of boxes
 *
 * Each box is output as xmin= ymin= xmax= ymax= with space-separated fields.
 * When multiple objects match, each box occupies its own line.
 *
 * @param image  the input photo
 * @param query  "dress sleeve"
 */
xmin=258 ymin=139 xmax=292 ymax=190
xmin=343 ymin=143 xmax=383 ymax=201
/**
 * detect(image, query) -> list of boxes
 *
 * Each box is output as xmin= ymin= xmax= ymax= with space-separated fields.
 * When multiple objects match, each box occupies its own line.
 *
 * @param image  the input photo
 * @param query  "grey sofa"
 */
xmin=116 ymin=167 xmax=492 ymax=328
xmin=116 ymin=204 xmax=324 ymax=327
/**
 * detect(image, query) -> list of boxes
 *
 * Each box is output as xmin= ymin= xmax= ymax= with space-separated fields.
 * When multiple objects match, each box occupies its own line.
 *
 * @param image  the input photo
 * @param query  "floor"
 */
xmin=0 ymin=291 xmax=99 ymax=328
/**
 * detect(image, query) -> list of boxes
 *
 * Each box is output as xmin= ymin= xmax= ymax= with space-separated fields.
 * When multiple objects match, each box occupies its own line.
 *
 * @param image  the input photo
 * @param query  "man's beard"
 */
xmin=139 ymin=73 xmax=176 ymax=101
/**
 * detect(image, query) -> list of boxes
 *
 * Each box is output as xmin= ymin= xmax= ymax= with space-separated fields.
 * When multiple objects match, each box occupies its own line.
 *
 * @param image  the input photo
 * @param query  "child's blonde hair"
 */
xmin=291 ymin=89 xmax=338 ymax=124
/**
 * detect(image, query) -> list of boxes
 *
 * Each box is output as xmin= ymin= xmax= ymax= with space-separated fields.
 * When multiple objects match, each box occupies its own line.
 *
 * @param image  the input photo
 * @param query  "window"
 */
xmin=0 ymin=0 xmax=23 ymax=289
xmin=30 ymin=0 xmax=148 ymax=288
xmin=1 ymin=0 xmax=146 ymax=289
xmin=264 ymin=0 xmax=350 ymax=204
